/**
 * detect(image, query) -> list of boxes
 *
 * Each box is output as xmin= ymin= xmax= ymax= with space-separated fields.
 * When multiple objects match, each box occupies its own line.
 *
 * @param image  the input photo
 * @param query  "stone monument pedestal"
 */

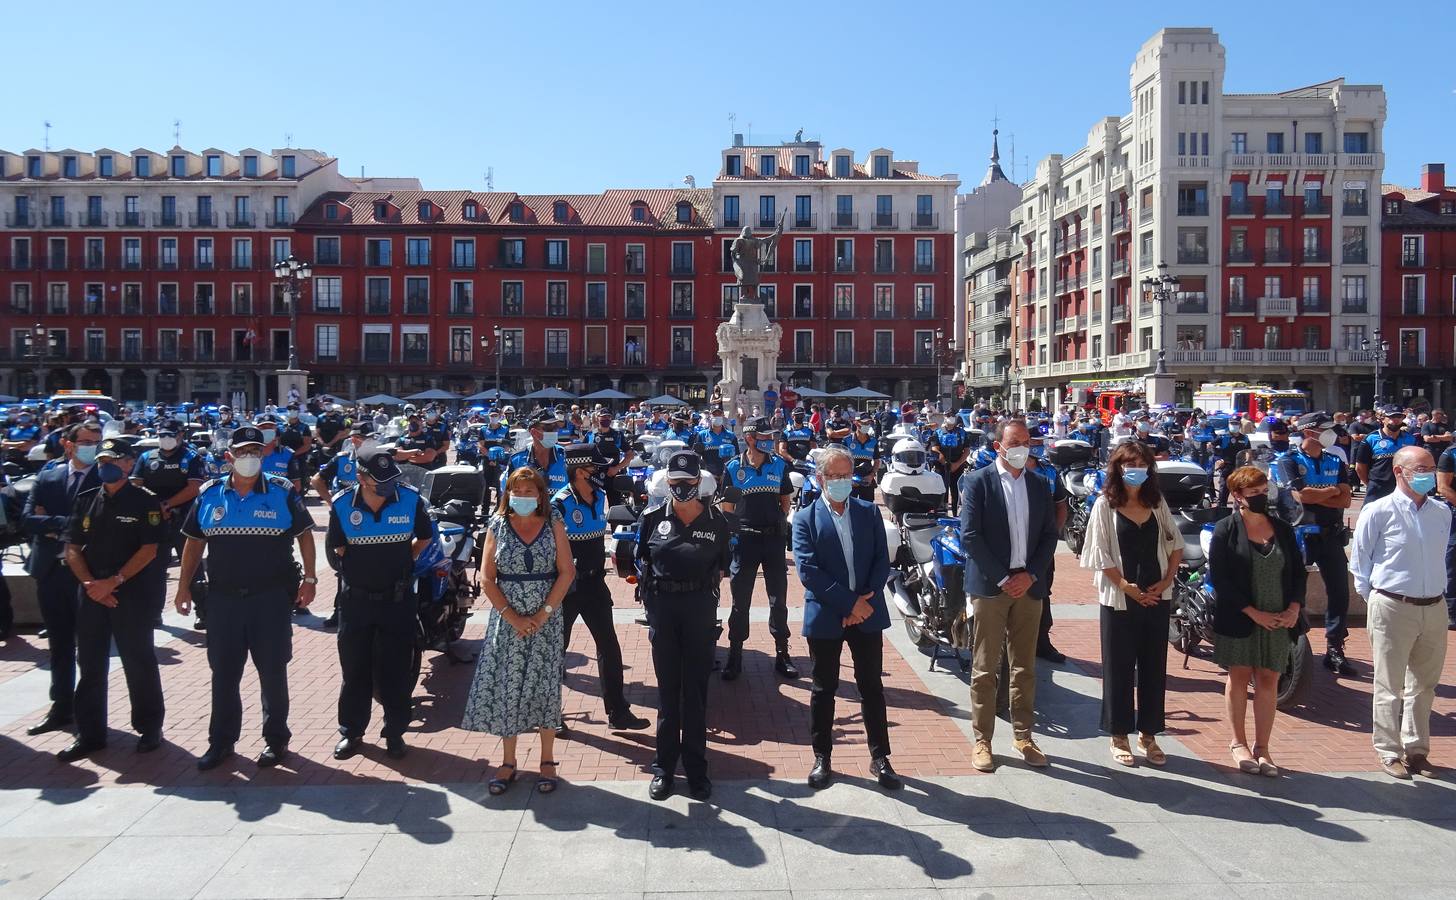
xmin=275 ymin=368 xmax=309 ymax=406
xmin=1145 ymin=372 xmax=1176 ymax=407
xmin=717 ymin=302 xmax=782 ymax=417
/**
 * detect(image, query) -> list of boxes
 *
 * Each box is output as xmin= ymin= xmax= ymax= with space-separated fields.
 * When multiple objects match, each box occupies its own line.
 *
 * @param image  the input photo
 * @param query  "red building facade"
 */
xmin=1380 ymin=163 xmax=1456 ymax=408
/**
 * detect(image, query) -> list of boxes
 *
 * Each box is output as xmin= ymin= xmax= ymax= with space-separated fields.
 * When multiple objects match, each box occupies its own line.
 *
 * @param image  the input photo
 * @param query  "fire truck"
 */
xmin=1191 ymin=382 xmax=1307 ymax=423
xmin=1067 ymin=378 xmax=1146 ymax=426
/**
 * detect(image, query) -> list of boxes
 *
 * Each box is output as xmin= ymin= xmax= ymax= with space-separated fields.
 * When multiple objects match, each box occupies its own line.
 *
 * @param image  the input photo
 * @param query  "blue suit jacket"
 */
xmin=22 ymin=463 xmax=100 ymax=577
xmin=793 ymin=496 xmax=891 ymax=639
xmin=960 ymin=462 xmax=1058 ymax=599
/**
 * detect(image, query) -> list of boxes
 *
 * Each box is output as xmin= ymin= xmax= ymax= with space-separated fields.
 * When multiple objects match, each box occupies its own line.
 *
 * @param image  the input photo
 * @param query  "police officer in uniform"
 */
xmin=637 ymin=450 xmax=734 ymax=802
xmin=1278 ymin=413 xmax=1357 ymax=675
xmin=395 ymin=410 xmax=443 ymax=470
xmin=721 ymin=417 xmax=798 ymax=680
xmin=312 ymin=421 xmax=379 ymax=629
xmin=135 ymin=418 xmax=207 ymax=622
xmin=692 ymin=407 xmax=739 ymax=480
xmin=504 ymin=409 xmax=568 ymax=494
xmin=253 ymin=414 xmax=302 ymax=492
xmin=420 ymin=405 xmax=451 ymax=470
xmin=58 ymin=438 xmax=167 ymax=761
xmin=589 ymin=409 xmax=629 ymax=505
xmin=1212 ymin=416 xmax=1251 ymax=506
xmin=327 ymin=449 xmax=434 ymax=760
xmin=845 ymin=414 xmax=879 ymax=502
xmin=1355 ymin=405 xmax=1417 ymax=503
xmin=177 ymin=425 xmax=317 ymax=771
xmin=553 ymin=443 xmax=649 ymax=731
xmin=477 ymin=408 xmax=512 ymax=508
xmin=926 ymin=413 xmax=970 ymax=515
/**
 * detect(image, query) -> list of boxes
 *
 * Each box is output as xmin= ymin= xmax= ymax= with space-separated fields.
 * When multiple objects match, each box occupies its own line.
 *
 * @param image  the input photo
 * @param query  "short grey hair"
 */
xmin=817 ymin=446 xmax=854 ymax=479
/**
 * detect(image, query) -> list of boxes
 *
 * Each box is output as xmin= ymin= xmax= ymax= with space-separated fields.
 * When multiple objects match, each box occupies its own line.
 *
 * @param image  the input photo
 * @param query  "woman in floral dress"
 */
xmin=462 ymin=467 xmax=576 ymax=794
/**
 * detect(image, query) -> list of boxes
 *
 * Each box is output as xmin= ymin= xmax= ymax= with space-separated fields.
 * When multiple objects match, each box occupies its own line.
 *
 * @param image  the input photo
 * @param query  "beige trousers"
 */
xmin=1368 ymin=593 xmax=1449 ymax=760
xmin=970 ymin=590 xmax=1044 ymax=742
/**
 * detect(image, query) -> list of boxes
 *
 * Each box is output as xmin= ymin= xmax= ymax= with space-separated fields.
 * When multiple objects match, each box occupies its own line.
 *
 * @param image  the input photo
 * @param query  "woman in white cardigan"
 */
xmin=1078 ymin=442 xmax=1183 ymax=767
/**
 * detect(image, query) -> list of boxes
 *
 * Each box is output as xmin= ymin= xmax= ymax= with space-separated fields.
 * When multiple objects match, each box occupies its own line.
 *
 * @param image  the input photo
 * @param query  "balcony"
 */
xmin=1400 ymin=255 xmax=1425 ymax=268
xmin=1139 ymin=207 xmax=1153 ymax=224
xmin=834 ymin=257 xmax=855 ymax=273
xmin=449 ymin=299 xmax=474 ymax=316
xmin=1168 ymin=347 xmax=1371 ymax=367
xmin=791 ymin=213 xmax=817 ymax=230
xmin=118 ymin=211 xmax=143 ymax=227
xmin=1176 ymin=249 xmax=1209 ymax=265
xmin=1343 ymin=202 xmax=1368 ymax=217
xmin=1138 ymin=302 xmax=1154 ymax=319
xmin=912 ymin=212 xmax=940 ymax=229
xmin=1402 ymin=297 xmax=1426 ymax=316
xmin=969 ymin=338 xmax=1010 ymax=359
xmin=266 ymin=212 xmax=293 ymax=228
xmin=1263 ymin=247 xmax=1291 ymax=264
xmin=1298 ymin=295 xmax=1331 ymax=314
xmin=404 ymin=296 xmax=430 ymax=315
xmin=722 ymin=215 xmax=740 ymax=229
xmin=873 ymin=259 xmax=895 ymax=274
xmin=670 ymin=262 xmax=695 ymax=276
xmin=872 ymin=212 xmax=899 ymax=230
xmin=6 ymin=212 xmax=37 ymax=227
xmin=158 ymin=212 xmax=181 ymax=228
xmin=1111 ymin=213 xmax=1128 ymax=232
xmin=668 ymin=352 xmax=696 ymax=368
xmin=1228 ymin=199 xmax=1254 ymax=216
xmin=191 ymin=211 xmax=216 ymax=227
xmin=1343 ymin=247 xmax=1369 ymax=265
xmin=1227 ymin=247 xmax=1254 ymax=264
xmin=1090 ymin=308 xmax=1102 ymax=325
xmin=1257 ymin=296 xmax=1298 ymax=317
xmin=449 ymin=258 xmax=477 ymax=271
xmin=1303 ymin=197 xmax=1331 ymax=215
xmin=1299 ymin=247 xmax=1331 ymax=264
xmin=1176 ymin=203 xmax=1209 ymax=217
xmin=1110 ymin=258 xmax=1129 ymax=278
xmin=79 ymin=212 xmax=107 ymax=227
xmin=227 ymin=212 xmax=256 ymax=227
xmin=669 ymin=305 xmax=696 ymax=320
xmin=757 ymin=213 xmax=778 ymax=229
xmin=497 ymin=255 xmax=526 ymax=269
xmin=1398 ymin=351 xmax=1426 ymax=367
xmin=1341 ymin=299 xmax=1368 ymax=314
xmin=830 ymin=212 xmax=858 ymax=230
xmin=1175 ymin=293 xmax=1209 ymax=314
xmin=1228 ymin=297 xmax=1255 ymax=314
xmin=913 ymin=260 xmax=935 ymax=274
xmin=1265 ymin=199 xmax=1289 ymax=216
xmin=43 ymin=255 xmax=68 ymax=271
xmin=969 ymin=277 xmax=1010 ymax=300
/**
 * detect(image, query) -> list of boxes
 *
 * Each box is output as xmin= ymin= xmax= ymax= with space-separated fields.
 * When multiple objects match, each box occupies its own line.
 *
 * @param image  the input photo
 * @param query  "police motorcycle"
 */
xmin=782 ymin=436 xmax=816 ymax=509
xmin=1166 ymin=467 xmax=1315 ymax=710
xmin=1050 ymin=439 xmax=1099 ymax=555
xmin=403 ymin=464 xmax=487 ymax=687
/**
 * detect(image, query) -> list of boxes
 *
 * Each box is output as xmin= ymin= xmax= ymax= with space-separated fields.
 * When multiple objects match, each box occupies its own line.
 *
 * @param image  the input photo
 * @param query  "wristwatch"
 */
xmin=113 ymin=574 xmax=126 ymax=586
xmin=302 ymin=576 xmax=319 ymax=585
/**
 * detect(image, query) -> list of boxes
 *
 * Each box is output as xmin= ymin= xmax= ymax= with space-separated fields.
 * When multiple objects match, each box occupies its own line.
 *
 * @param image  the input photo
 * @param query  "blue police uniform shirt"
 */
xmin=6 ymin=424 xmax=40 ymax=441
xmin=181 ymin=475 xmax=312 ymax=589
xmin=783 ymin=426 xmax=815 ymax=442
xmin=505 ymin=445 xmax=568 ymax=494
xmin=1356 ymin=430 xmax=1416 ymax=499
xmin=479 ymin=424 xmax=510 ymax=443
xmin=696 ymin=427 xmax=738 ymax=454
xmin=1278 ymin=448 xmax=1346 ymax=527
xmin=723 ymin=454 xmax=792 ymax=529
xmin=558 ymin=421 xmax=580 ymax=439
xmin=644 ymin=419 xmax=669 ymax=433
xmin=262 ymin=447 xmax=296 ymax=480
xmin=845 ymin=433 xmax=877 ymax=459
xmin=318 ymin=450 xmax=359 ymax=491
xmin=552 ymin=484 xmax=607 ymax=574
xmin=326 ymin=482 xmax=433 ymax=590
xmin=972 ymin=445 xmax=998 ymax=469
xmin=931 ymin=426 xmax=968 ymax=462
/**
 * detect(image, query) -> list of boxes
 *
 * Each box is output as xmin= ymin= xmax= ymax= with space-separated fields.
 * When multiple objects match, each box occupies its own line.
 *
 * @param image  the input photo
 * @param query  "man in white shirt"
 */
xmin=1350 ymin=445 xmax=1450 ymax=779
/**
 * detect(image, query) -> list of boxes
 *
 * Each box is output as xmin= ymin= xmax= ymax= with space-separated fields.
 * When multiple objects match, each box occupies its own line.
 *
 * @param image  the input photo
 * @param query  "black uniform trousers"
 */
xmin=1039 ymin=558 xmax=1057 ymax=650
xmin=647 ymin=589 xmax=718 ymax=783
xmin=728 ymin=531 xmax=789 ymax=647
xmin=336 ymin=584 xmax=415 ymax=741
xmin=36 ymin=565 xmax=80 ymax=719
xmin=1305 ymin=529 xmax=1351 ymax=647
xmin=206 ymin=586 xmax=293 ymax=748
xmin=1446 ymin=512 xmax=1456 ymax=626
xmin=0 ymin=576 xmax=12 ymax=635
xmin=74 ymin=585 xmax=165 ymax=745
xmin=562 ymin=573 xmax=629 ymax=717
xmin=1098 ymin=599 xmax=1170 ymax=736
xmin=807 ymin=625 xmax=891 ymax=760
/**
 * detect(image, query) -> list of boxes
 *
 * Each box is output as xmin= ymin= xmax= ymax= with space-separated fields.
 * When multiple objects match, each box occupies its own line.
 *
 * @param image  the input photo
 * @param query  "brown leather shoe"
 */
xmin=1405 ymin=755 xmax=1439 ymax=778
xmin=1014 ymin=738 xmax=1049 ymax=768
xmin=972 ymin=740 xmax=995 ymax=773
xmin=1380 ymin=756 xmax=1412 ymax=780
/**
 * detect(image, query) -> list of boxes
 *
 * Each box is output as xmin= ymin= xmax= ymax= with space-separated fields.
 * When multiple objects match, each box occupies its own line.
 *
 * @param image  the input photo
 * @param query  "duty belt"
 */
xmin=343 ymin=581 xmax=407 ymax=603
xmin=1374 ymin=588 xmax=1443 ymax=607
xmin=653 ymin=577 xmax=715 ymax=593
xmin=740 ymin=523 xmax=785 ymax=536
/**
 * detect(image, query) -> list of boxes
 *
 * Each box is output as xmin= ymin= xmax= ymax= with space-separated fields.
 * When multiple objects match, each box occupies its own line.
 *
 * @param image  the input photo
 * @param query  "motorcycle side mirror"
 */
xmin=607 ymin=504 xmax=638 ymax=526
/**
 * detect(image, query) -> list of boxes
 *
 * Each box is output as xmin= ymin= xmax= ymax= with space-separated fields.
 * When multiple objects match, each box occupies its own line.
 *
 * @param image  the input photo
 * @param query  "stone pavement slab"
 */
xmin=0 ymin=835 xmax=109 ymax=900
xmin=194 ymin=833 xmax=382 ymax=899
xmin=44 ymin=833 xmax=248 ymax=900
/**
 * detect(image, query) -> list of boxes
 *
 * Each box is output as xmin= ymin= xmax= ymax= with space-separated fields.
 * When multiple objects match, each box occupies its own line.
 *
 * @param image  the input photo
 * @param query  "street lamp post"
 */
xmin=924 ymin=327 xmax=958 ymax=411
xmin=1361 ymin=329 xmax=1389 ymax=405
xmin=271 ymin=254 xmax=312 ymax=371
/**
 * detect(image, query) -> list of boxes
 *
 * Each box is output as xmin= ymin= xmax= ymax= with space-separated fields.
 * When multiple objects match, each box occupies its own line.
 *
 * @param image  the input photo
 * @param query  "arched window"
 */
xmin=373 ymin=201 xmax=389 ymax=220
xmin=553 ymin=200 xmax=569 ymax=222
xmin=462 ymin=200 xmax=477 ymax=220
xmin=675 ymin=201 xmax=692 ymax=224
xmin=631 ymin=202 xmax=647 ymax=223
xmin=509 ymin=201 xmax=524 ymax=222
xmin=417 ymin=200 xmax=431 ymax=220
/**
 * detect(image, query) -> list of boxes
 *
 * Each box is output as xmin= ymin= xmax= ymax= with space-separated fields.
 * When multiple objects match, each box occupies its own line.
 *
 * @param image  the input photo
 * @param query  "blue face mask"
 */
xmin=509 ymin=495 xmax=538 ymax=516
xmin=97 ymin=461 xmax=128 ymax=484
xmin=372 ymin=478 xmax=398 ymax=501
xmin=540 ymin=431 xmax=559 ymax=448
xmin=74 ymin=444 xmax=99 ymax=465
xmin=1409 ymin=472 xmax=1437 ymax=495
xmin=823 ymin=478 xmax=854 ymax=502
xmin=1122 ymin=467 xmax=1149 ymax=486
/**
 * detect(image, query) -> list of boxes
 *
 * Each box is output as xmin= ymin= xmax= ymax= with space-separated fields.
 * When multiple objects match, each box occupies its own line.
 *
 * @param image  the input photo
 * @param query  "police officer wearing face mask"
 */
xmin=253 ymin=414 xmax=302 ymax=492
xmin=135 ymin=419 xmax=207 ymax=624
xmin=1278 ymin=413 xmax=1356 ymax=675
xmin=553 ymin=444 xmax=649 ymax=732
xmin=1355 ymin=405 xmax=1417 ymax=502
xmin=327 ymin=449 xmax=434 ymax=761
xmin=420 ymin=405 xmax=451 ymax=469
xmin=177 ymin=425 xmax=317 ymax=771
xmin=927 ymin=413 xmax=970 ymax=515
xmin=312 ymin=421 xmax=379 ymax=629
xmin=692 ymin=407 xmax=739 ymax=480
xmin=505 ymin=409 xmax=568 ymax=494
xmin=58 ymin=438 xmax=167 ymax=762
xmin=845 ymin=414 xmax=879 ymax=502
xmin=395 ymin=411 xmax=442 ymax=471
xmin=638 ymin=450 xmax=734 ymax=802
xmin=721 ymin=417 xmax=798 ymax=681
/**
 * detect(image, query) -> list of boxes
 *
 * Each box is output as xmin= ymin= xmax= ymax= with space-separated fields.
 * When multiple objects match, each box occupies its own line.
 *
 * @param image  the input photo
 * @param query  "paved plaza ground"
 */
xmin=1 ymin=497 xmax=1455 ymax=898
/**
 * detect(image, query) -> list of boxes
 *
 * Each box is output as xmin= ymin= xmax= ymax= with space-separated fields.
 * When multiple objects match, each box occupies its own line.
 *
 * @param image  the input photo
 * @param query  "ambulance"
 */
xmin=1191 ymin=382 xmax=1307 ymax=424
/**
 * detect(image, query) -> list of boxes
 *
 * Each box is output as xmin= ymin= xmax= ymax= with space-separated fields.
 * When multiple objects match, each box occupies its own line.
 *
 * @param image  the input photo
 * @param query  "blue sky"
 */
xmin=6 ymin=1 xmax=1453 ymax=193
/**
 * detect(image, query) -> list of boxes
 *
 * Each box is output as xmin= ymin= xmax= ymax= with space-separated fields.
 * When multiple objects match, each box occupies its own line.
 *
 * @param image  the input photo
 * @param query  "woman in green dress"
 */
xmin=1208 ymin=465 xmax=1307 ymax=777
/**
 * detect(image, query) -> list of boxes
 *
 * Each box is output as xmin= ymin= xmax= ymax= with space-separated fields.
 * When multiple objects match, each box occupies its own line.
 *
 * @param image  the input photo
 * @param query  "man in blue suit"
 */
xmin=21 ymin=421 xmax=104 ymax=736
xmin=792 ymin=447 xmax=899 ymax=791
xmin=960 ymin=419 xmax=1060 ymax=772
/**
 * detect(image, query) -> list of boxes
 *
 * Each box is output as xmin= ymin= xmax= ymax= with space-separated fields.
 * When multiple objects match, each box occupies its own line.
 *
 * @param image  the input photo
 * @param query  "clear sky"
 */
xmin=5 ymin=1 xmax=1453 ymax=194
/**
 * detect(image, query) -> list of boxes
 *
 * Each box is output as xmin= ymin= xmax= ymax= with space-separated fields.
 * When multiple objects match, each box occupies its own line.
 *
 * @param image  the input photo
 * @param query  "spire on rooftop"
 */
xmin=981 ymin=128 xmax=1008 ymax=186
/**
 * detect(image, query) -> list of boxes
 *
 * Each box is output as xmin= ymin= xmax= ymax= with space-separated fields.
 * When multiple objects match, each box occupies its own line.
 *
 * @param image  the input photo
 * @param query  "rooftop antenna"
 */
xmin=284 ymin=131 xmax=293 ymax=148
xmin=173 ymin=118 xmax=181 ymax=146
xmin=728 ymin=112 xmax=736 ymax=142
xmin=684 ymin=175 xmax=696 ymax=188
xmin=485 ymin=167 xmax=494 ymax=190
xmin=1009 ymin=132 xmax=1015 ymax=182
xmin=43 ymin=121 xmax=51 ymax=150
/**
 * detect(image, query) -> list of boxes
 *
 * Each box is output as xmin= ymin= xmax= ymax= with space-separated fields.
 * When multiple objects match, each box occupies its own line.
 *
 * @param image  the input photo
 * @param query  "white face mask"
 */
xmin=711 ymin=417 xmax=725 ymax=427
xmin=357 ymin=439 xmax=378 ymax=456
xmin=1001 ymin=446 xmax=1030 ymax=469
xmin=231 ymin=455 xmax=262 ymax=477
xmin=159 ymin=436 xmax=179 ymax=452
xmin=259 ymin=429 xmax=277 ymax=445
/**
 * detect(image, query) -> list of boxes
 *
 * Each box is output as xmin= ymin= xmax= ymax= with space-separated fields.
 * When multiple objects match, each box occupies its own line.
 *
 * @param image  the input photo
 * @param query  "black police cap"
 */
xmin=530 ymin=408 xmax=563 ymax=427
xmin=357 ymin=448 xmax=402 ymax=483
xmin=229 ymin=426 xmax=266 ymax=448
xmin=741 ymin=416 xmax=774 ymax=435
xmin=95 ymin=437 xmax=138 ymax=460
xmin=350 ymin=420 xmax=376 ymax=436
xmin=1378 ymin=403 xmax=1406 ymax=417
xmin=667 ymin=451 xmax=701 ymax=479
xmin=1268 ymin=419 xmax=1290 ymax=434
xmin=1295 ymin=412 xmax=1334 ymax=431
xmin=564 ymin=442 xmax=611 ymax=468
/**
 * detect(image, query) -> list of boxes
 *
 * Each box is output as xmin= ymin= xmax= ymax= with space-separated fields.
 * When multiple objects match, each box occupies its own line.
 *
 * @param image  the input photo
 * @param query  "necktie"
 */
xmin=69 ymin=470 xmax=84 ymax=503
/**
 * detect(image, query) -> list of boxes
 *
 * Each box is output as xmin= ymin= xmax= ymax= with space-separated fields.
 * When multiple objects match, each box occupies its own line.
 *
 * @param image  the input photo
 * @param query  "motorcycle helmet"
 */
xmin=889 ymin=438 xmax=928 ymax=475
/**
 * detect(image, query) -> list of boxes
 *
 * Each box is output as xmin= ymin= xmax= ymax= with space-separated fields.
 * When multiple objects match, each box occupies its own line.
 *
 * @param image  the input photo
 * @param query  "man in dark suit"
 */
xmin=960 ymin=419 xmax=1059 ymax=772
xmin=21 ymin=421 xmax=104 ymax=736
xmin=792 ymin=447 xmax=899 ymax=791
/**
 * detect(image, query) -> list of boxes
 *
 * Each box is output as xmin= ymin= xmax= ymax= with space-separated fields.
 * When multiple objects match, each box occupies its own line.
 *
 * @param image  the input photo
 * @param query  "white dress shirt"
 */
xmin=1350 ymin=489 xmax=1451 ymax=600
xmin=827 ymin=499 xmax=857 ymax=592
xmin=995 ymin=458 xmax=1030 ymax=572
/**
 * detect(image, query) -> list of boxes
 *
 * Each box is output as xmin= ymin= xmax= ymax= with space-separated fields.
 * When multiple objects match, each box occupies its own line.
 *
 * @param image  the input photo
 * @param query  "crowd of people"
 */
xmin=0 ymin=389 xmax=1451 ymax=796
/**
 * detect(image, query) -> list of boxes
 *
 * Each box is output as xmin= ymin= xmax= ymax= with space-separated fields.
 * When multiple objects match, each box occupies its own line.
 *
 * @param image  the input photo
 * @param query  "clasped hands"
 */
xmin=1247 ymin=604 xmax=1301 ymax=631
xmin=842 ymin=593 xmax=874 ymax=627
xmin=83 ymin=575 xmax=122 ymax=608
xmin=1121 ymin=577 xmax=1170 ymax=607
xmin=503 ymin=605 xmax=554 ymax=638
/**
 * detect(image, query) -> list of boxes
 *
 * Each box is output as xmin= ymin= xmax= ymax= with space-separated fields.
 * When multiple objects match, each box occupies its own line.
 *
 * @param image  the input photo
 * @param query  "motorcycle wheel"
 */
xmin=1169 ymin=586 xmax=1199 ymax=654
xmin=1276 ymin=633 xmax=1314 ymax=710
xmin=447 ymin=605 xmax=468 ymax=642
xmin=1065 ymin=523 xmax=1085 ymax=556
xmin=904 ymin=615 xmax=934 ymax=648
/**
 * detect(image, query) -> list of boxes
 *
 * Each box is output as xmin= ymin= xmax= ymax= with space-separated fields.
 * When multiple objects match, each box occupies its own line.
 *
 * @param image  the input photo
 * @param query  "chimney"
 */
xmin=1421 ymin=163 xmax=1445 ymax=193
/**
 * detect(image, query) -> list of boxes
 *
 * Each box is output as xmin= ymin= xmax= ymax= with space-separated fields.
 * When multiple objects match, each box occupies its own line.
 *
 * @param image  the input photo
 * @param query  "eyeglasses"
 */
xmin=1404 ymin=466 xmax=1437 ymax=475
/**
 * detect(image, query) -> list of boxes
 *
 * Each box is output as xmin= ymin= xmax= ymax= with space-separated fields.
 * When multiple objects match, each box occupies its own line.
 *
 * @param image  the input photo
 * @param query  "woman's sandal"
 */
xmin=1252 ymin=745 xmax=1280 ymax=778
xmin=1110 ymin=737 xmax=1136 ymax=767
xmin=537 ymin=760 xmax=560 ymax=794
xmin=1230 ymin=742 xmax=1260 ymax=774
xmin=488 ymin=762 xmax=518 ymax=796
xmin=1139 ymin=736 xmax=1167 ymax=767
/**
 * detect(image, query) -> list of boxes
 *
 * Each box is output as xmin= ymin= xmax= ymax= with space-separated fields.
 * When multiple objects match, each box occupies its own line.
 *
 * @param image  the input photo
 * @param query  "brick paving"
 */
xmin=2 ymin=492 xmax=1453 ymax=790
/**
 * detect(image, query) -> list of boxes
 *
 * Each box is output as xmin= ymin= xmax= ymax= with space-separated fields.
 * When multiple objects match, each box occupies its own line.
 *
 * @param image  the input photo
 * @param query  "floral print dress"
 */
xmin=461 ymin=512 xmax=564 ymax=736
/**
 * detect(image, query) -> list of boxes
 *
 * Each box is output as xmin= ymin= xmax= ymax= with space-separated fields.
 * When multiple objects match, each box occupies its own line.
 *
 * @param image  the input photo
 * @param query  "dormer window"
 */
xmin=98 ymin=155 xmax=114 ymax=177
xmin=553 ymin=200 xmax=569 ymax=223
xmin=63 ymin=156 xmax=77 ymax=178
xmin=243 ymin=155 xmax=258 ymax=177
xmin=834 ymin=155 xmax=850 ymax=178
xmin=374 ymin=201 xmax=389 ymax=220
xmin=206 ymin=154 xmax=222 ymax=177
xmin=760 ymin=154 xmax=777 ymax=177
xmin=509 ymin=201 xmax=524 ymax=223
xmin=873 ymin=155 xmax=891 ymax=178
xmin=280 ymin=155 xmax=296 ymax=178
xmin=324 ymin=203 xmax=338 ymax=220
xmin=631 ymin=203 xmax=647 ymax=223
xmin=1385 ymin=199 xmax=1400 ymax=215
xmin=418 ymin=200 xmax=432 ymax=220
xmin=27 ymin=156 xmax=41 ymax=177
xmin=675 ymin=201 xmax=692 ymax=224
xmin=171 ymin=156 xmax=186 ymax=177
xmin=463 ymin=200 xmax=478 ymax=220
xmin=134 ymin=156 xmax=150 ymax=177
xmin=1443 ymin=201 xmax=1456 ymax=216
xmin=793 ymin=155 xmax=810 ymax=177
xmin=726 ymin=154 xmax=743 ymax=176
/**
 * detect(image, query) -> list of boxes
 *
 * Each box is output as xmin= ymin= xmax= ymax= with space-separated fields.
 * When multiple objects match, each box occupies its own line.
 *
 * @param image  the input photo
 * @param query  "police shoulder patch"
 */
xmin=656 ymin=519 xmax=673 ymax=537
xmin=148 ymin=510 xmax=161 ymax=526
xmin=572 ymin=509 xmax=584 ymax=525
xmin=211 ymin=506 xmax=226 ymax=522
xmin=349 ymin=509 xmax=364 ymax=527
